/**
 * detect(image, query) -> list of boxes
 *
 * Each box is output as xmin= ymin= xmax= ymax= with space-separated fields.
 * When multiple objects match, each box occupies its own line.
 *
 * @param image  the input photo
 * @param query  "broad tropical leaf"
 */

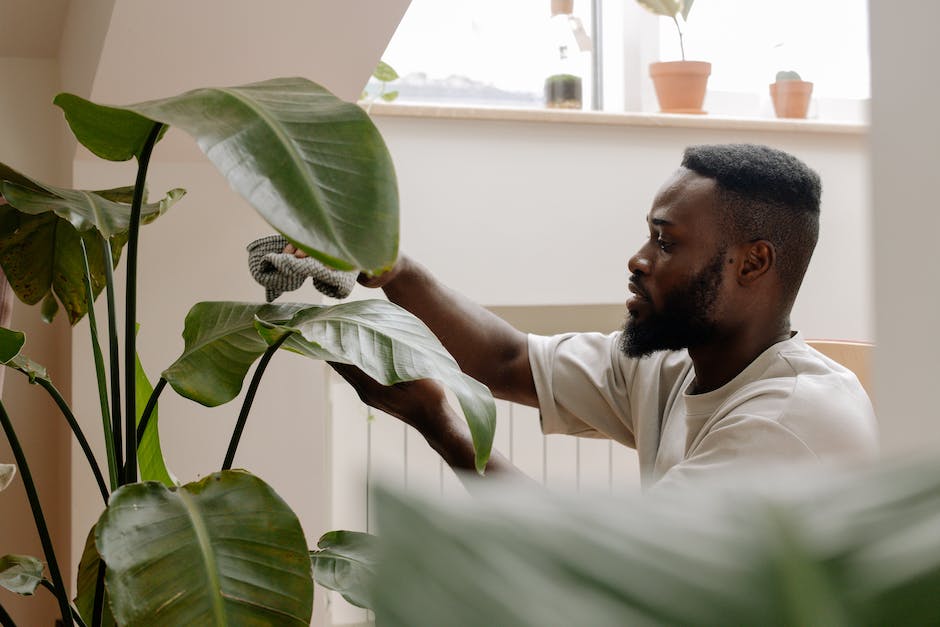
xmin=135 ymin=350 xmax=174 ymax=487
xmin=0 ymin=326 xmax=24 ymax=362
xmin=97 ymin=471 xmax=313 ymax=626
xmin=311 ymin=530 xmax=379 ymax=609
xmin=371 ymin=461 xmax=940 ymax=626
xmin=53 ymin=93 xmax=167 ymax=162
xmin=162 ymin=302 xmax=311 ymax=406
xmin=1 ymin=179 xmax=183 ymax=239
xmin=74 ymin=526 xmax=115 ymax=627
xmin=0 ymin=162 xmax=183 ymax=323
xmin=256 ymin=299 xmax=496 ymax=473
xmin=0 ymin=554 xmax=43 ymax=596
xmin=55 ymin=77 xmax=399 ymax=273
xmin=0 ymin=463 xmax=14 ymax=492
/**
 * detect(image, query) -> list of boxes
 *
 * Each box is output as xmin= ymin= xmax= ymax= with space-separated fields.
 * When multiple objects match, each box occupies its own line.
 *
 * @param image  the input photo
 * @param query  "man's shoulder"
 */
xmin=718 ymin=339 xmax=878 ymax=460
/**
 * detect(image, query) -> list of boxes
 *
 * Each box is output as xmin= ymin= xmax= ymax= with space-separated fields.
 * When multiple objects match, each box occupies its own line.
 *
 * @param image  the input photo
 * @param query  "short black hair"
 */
xmin=681 ymin=143 xmax=821 ymax=308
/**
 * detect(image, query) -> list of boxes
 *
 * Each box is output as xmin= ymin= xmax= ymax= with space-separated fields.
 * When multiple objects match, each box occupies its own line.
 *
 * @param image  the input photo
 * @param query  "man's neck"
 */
xmin=687 ymin=325 xmax=792 ymax=394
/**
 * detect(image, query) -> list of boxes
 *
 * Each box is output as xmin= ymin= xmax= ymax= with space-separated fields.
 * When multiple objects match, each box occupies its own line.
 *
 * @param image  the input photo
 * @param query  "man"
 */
xmin=323 ymin=143 xmax=879 ymax=489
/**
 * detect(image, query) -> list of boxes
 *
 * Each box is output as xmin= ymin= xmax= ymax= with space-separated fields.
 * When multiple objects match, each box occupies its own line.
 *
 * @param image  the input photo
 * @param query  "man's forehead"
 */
xmin=648 ymin=168 xmax=719 ymax=224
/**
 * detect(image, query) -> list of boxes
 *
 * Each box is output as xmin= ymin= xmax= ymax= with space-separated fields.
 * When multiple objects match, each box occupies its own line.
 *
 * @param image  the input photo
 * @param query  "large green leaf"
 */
xmin=53 ymin=93 xmax=168 ymax=162
xmin=55 ymin=77 xmax=399 ymax=273
xmin=0 ymin=464 xmax=14 ymax=492
xmin=162 ymin=302 xmax=311 ymax=406
xmin=165 ymin=299 xmax=495 ymax=471
xmin=0 ymin=554 xmax=43 ymax=596
xmin=74 ymin=526 xmax=115 ymax=627
xmin=371 ymin=461 xmax=940 ymax=626
xmin=1 ymin=179 xmax=183 ymax=239
xmin=256 ymin=299 xmax=496 ymax=473
xmin=310 ymin=530 xmax=379 ymax=609
xmin=0 ymin=162 xmax=183 ymax=324
xmin=97 ymin=470 xmax=313 ymax=626
xmin=0 ymin=326 xmax=24 ymax=362
xmin=135 ymin=349 xmax=174 ymax=487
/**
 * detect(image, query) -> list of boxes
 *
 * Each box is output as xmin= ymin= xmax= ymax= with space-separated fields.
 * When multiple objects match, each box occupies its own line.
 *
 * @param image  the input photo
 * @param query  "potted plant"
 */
xmin=770 ymin=70 xmax=813 ymax=119
xmin=637 ymin=0 xmax=710 ymax=114
xmin=0 ymin=78 xmax=496 ymax=625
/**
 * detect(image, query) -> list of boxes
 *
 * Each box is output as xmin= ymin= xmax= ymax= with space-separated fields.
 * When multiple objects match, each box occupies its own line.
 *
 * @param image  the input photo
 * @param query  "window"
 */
xmin=377 ymin=0 xmax=595 ymax=108
xmin=378 ymin=0 xmax=870 ymax=122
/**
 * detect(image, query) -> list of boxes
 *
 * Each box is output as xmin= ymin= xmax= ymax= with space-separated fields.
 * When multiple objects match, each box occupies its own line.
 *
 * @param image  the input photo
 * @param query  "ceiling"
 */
xmin=0 ymin=0 xmax=70 ymax=58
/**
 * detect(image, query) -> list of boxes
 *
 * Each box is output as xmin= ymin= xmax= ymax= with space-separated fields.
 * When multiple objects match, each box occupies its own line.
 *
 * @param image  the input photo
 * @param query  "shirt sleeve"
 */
xmin=527 ymin=331 xmax=638 ymax=447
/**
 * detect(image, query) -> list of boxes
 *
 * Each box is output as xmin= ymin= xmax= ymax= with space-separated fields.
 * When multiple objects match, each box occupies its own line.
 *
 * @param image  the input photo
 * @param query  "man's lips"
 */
xmin=628 ymin=280 xmax=650 ymax=301
xmin=626 ymin=280 xmax=650 ymax=314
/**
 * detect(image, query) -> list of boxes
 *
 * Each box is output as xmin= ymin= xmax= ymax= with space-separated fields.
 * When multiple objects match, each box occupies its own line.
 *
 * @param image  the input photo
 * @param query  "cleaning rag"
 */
xmin=247 ymin=234 xmax=357 ymax=302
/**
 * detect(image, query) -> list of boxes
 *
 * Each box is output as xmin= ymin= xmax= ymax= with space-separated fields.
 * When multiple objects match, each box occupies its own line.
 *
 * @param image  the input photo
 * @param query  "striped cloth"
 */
xmin=247 ymin=235 xmax=357 ymax=302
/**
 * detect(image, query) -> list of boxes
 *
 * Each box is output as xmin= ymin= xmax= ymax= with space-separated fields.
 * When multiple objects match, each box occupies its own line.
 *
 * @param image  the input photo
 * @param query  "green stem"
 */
xmin=0 ymin=602 xmax=15 ymax=627
xmin=0 ymin=402 xmax=73 ymax=626
xmin=672 ymin=15 xmax=685 ymax=61
xmin=36 ymin=378 xmax=109 ymax=504
xmin=91 ymin=561 xmax=105 ymax=627
xmin=79 ymin=239 xmax=118 ymax=491
xmin=101 ymin=238 xmax=123 ymax=485
xmin=124 ymin=122 xmax=163 ymax=485
xmin=222 ymin=334 xmax=290 ymax=470
xmin=135 ymin=377 xmax=167 ymax=449
xmin=39 ymin=581 xmax=88 ymax=627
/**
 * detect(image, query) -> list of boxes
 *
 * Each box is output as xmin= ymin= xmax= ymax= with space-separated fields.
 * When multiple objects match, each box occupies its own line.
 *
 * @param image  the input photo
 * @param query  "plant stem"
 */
xmin=0 ymin=402 xmax=73 ymax=626
xmin=36 ymin=378 xmax=109 ymax=504
xmin=91 ymin=561 xmax=105 ymax=627
xmin=0 ymin=602 xmax=15 ymax=627
xmin=672 ymin=15 xmax=685 ymax=61
xmin=135 ymin=377 xmax=167 ymax=448
xmin=101 ymin=238 xmax=123 ymax=486
xmin=79 ymin=239 xmax=119 ymax=491
xmin=39 ymin=581 xmax=88 ymax=627
xmin=124 ymin=122 xmax=163 ymax=485
xmin=222 ymin=334 xmax=290 ymax=470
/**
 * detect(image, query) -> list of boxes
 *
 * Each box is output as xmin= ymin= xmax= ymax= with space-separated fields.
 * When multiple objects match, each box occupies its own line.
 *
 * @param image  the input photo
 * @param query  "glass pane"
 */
xmin=659 ymin=0 xmax=870 ymax=99
xmin=376 ymin=0 xmax=594 ymax=108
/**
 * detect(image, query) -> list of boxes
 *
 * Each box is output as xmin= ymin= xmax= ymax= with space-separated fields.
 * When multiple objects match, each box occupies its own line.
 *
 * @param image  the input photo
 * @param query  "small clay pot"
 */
xmin=649 ymin=61 xmax=711 ymax=114
xmin=770 ymin=80 xmax=814 ymax=118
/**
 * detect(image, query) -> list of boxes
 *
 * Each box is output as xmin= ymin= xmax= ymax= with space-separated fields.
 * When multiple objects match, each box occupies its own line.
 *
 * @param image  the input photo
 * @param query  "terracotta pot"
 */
xmin=769 ymin=80 xmax=813 ymax=118
xmin=649 ymin=61 xmax=711 ymax=114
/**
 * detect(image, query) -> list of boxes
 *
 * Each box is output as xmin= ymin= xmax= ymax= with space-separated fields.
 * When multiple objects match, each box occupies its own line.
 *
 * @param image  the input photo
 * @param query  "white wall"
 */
xmin=870 ymin=1 xmax=940 ymax=455
xmin=0 ymin=57 xmax=72 ymax=627
xmin=370 ymin=113 xmax=872 ymax=341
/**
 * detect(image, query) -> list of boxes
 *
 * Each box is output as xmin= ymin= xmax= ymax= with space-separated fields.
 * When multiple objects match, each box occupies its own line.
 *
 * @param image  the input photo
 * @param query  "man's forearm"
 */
xmin=378 ymin=255 xmax=537 ymax=405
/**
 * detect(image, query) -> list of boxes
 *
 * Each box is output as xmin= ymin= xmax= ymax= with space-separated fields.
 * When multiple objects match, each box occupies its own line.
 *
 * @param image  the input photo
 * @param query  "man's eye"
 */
xmin=657 ymin=238 xmax=673 ymax=251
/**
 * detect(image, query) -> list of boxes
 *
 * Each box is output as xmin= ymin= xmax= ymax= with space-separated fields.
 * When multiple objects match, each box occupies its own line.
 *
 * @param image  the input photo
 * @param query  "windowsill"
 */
xmin=364 ymin=102 xmax=868 ymax=135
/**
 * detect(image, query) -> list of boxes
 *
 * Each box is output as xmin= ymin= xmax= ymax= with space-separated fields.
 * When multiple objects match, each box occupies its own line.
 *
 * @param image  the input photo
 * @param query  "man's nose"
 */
xmin=628 ymin=249 xmax=651 ymax=276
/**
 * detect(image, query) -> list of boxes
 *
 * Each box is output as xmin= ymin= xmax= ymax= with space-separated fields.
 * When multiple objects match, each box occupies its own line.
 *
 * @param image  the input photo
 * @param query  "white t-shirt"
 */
xmin=528 ymin=331 xmax=879 ymax=489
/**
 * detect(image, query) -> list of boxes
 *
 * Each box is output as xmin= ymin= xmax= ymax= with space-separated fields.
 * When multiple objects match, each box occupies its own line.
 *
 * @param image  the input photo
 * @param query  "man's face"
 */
xmin=620 ymin=169 xmax=730 ymax=358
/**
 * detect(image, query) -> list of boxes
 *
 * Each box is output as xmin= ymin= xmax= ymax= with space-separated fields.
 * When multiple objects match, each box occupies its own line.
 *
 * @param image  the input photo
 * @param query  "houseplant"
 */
xmin=0 ymin=77 xmax=496 ymax=625
xmin=637 ymin=0 xmax=710 ymax=114
xmin=770 ymin=70 xmax=814 ymax=119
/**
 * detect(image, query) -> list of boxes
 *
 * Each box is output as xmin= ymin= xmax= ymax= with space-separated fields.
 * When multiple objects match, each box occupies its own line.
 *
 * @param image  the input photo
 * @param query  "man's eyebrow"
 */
xmin=649 ymin=217 xmax=674 ymax=227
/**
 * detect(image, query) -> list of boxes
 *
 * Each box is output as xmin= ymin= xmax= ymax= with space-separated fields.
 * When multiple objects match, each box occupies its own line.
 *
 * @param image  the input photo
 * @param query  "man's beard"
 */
xmin=620 ymin=251 xmax=725 ymax=358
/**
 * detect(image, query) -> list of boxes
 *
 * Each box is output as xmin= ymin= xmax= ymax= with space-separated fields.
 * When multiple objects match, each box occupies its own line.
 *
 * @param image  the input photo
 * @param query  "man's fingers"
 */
xmin=282 ymin=243 xmax=308 ymax=258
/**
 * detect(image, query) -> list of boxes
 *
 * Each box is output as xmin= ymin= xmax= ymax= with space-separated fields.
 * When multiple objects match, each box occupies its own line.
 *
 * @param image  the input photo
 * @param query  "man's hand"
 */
xmin=329 ymin=361 xmax=449 ymax=438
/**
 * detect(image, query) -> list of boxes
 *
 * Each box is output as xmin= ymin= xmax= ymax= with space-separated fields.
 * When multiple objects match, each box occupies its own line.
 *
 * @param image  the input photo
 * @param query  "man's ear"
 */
xmin=737 ymin=240 xmax=774 ymax=285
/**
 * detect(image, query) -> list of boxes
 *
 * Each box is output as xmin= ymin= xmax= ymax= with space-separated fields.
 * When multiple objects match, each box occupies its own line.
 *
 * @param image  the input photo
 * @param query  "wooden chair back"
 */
xmin=807 ymin=339 xmax=874 ymax=399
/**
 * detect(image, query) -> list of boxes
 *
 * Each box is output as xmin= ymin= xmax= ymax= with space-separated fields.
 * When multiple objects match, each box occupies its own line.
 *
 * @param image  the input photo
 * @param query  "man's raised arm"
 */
xmin=362 ymin=254 xmax=538 ymax=407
